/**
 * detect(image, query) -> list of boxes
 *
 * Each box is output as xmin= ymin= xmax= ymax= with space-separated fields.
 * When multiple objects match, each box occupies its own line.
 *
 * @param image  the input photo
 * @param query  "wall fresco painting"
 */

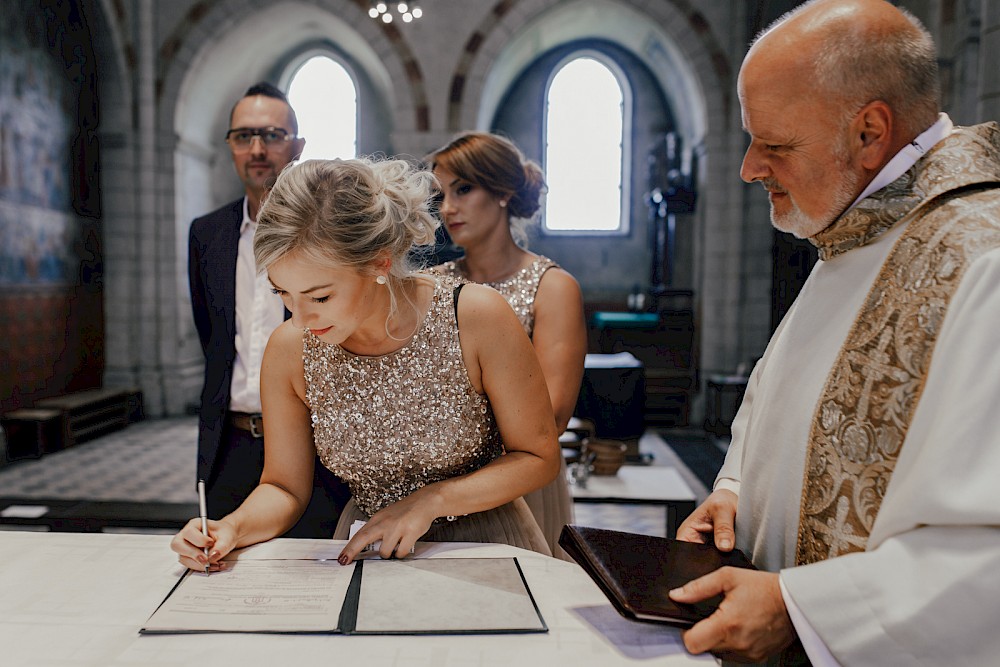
xmin=0 ymin=7 xmax=76 ymax=287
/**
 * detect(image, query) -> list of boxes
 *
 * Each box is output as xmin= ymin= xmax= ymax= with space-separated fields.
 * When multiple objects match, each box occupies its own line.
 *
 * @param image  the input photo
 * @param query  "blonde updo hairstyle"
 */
xmin=254 ymin=157 xmax=439 ymax=321
xmin=427 ymin=131 xmax=546 ymax=247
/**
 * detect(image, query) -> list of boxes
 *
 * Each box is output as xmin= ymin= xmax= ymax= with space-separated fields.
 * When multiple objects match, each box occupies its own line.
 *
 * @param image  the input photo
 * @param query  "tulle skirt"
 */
xmin=523 ymin=456 xmax=575 ymax=561
xmin=333 ymin=495 xmax=551 ymax=557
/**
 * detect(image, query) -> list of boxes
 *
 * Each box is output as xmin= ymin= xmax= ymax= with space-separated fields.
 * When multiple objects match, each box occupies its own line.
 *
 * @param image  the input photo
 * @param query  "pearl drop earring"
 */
xmin=376 ymin=275 xmax=387 ymax=285
xmin=499 ymin=200 xmax=507 ymax=208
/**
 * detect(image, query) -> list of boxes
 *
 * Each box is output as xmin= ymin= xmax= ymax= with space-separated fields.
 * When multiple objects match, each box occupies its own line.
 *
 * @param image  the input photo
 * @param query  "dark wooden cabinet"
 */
xmin=590 ymin=303 xmax=697 ymax=428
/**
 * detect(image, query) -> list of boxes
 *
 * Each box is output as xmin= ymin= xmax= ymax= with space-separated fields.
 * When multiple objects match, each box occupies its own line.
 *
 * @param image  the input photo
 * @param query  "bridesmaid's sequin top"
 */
xmin=430 ymin=256 xmax=558 ymax=337
xmin=302 ymin=274 xmax=501 ymax=517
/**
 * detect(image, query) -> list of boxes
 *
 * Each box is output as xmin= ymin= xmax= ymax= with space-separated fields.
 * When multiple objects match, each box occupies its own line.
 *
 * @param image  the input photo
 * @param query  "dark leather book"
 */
xmin=559 ymin=524 xmax=755 ymax=628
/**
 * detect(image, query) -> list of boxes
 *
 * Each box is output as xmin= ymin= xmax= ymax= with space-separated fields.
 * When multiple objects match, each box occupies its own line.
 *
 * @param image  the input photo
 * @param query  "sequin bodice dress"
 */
xmin=303 ymin=274 xmax=549 ymax=554
xmin=430 ymin=255 xmax=575 ymax=559
xmin=431 ymin=256 xmax=558 ymax=338
xmin=304 ymin=275 xmax=501 ymax=517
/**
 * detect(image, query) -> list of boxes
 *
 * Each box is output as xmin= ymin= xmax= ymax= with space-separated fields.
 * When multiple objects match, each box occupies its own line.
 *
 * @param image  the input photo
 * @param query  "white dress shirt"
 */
xmin=228 ymin=197 xmax=285 ymax=414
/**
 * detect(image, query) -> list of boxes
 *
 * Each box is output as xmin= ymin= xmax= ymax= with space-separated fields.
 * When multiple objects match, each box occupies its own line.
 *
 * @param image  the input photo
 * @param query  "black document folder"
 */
xmin=559 ymin=524 xmax=755 ymax=627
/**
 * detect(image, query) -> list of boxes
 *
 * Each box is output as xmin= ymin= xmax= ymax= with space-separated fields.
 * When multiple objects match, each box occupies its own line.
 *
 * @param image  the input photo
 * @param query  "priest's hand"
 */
xmin=676 ymin=488 xmax=738 ymax=551
xmin=669 ymin=568 xmax=796 ymax=662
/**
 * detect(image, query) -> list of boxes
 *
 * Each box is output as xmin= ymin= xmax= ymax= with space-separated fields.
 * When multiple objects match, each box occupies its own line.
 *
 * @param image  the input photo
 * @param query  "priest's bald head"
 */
xmin=738 ymin=0 xmax=940 ymax=238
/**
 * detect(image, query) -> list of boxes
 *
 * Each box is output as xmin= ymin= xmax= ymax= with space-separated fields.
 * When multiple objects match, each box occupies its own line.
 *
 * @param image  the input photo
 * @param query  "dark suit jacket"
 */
xmin=189 ymin=199 xmax=349 ymax=536
xmin=188 ymin=198 xmax=243 ymax=483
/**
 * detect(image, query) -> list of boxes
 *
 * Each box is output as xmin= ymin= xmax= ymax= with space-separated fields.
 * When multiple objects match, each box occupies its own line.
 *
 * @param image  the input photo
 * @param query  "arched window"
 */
xmin=285 ymin=53 xmax=358 ymax=160
xmin=543 ymin=54 xmax=628 ymax=233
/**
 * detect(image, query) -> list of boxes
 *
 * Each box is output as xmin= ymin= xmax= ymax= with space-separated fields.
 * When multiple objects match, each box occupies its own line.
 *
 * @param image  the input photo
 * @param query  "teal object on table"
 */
xmin=591 ymin=312 xmax=660 ymax=329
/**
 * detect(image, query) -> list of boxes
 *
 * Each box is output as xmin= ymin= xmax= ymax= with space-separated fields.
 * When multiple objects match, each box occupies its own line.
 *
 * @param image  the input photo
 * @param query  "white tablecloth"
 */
xmin=0 ymin=531 xmax=713 ymax=666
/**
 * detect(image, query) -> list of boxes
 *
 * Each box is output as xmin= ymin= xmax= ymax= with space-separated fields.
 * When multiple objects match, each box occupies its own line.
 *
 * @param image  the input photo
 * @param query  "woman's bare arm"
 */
xmin=531 ymin=268 xmax=587 ymax=432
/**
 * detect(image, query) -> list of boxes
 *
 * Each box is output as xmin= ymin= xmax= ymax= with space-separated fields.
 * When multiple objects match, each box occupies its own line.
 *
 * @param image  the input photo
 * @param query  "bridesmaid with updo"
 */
xmin=427 ymin=132 xmax=587 ymax=559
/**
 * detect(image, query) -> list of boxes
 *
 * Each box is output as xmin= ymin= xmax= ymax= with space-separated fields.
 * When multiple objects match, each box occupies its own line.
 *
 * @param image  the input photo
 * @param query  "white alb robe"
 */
xmin=717 ymin=126 xmax=1000 ymax=664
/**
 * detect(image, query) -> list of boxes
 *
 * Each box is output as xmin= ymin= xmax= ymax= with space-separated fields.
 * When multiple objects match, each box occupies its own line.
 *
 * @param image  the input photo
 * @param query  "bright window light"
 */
xmin=287 ymin=55 xmax=358 ymax=161
xmin=544 ymin=57 xmax=624 ymax=232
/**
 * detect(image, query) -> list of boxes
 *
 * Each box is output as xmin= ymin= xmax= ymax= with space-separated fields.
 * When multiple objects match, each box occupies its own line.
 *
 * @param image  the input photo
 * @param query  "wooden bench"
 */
xmin=1 ymin=408 xmax=63 ymax=460
xmin=34 ymin=388 xmax=135 ymax=449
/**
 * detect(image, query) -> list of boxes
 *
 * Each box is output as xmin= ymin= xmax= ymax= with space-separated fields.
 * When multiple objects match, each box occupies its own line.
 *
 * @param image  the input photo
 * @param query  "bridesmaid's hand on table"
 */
xmin=338 ymin=491 xmax=440 ymax=564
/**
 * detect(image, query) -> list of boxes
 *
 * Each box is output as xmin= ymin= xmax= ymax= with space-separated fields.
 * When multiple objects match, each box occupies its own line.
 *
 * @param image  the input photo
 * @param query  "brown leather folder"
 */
xmin=559 ymin=524 xmax=755 ymax=627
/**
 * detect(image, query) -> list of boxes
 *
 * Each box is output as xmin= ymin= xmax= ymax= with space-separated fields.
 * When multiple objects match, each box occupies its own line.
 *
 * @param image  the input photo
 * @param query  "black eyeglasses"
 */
xmin=225 ymin=127 xmax=296 ymax=151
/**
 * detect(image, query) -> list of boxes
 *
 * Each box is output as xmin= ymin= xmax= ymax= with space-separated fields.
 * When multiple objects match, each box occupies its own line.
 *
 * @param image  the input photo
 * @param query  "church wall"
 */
xmin=487 ymin=38 xmax=679 ymax=301
xmin=974 ymin=0 xmax=1000 ymax=122
xmin=935 ymin=0 xmax=982 ymax=126
xmin=4 ymin=0 xmax=994 ymax=424
xmin=695 ymin=0 xmax=761 ymax=376
xmin=0 ymin=2 xmax=104 ymax=414
xmin=156 ymin=0 xmax=426 ymax=415
xmin=111 ymin=0 xmax=812 ymax=417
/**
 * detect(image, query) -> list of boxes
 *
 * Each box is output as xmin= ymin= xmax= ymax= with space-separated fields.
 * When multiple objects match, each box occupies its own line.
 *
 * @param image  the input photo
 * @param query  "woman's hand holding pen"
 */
xmin=170 ymin=518 xmax=237 ymax=572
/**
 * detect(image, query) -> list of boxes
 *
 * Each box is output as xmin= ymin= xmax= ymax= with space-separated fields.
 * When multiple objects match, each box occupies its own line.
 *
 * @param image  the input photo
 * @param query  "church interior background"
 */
xmin=1 ymin=0 xmax=997 ymax=466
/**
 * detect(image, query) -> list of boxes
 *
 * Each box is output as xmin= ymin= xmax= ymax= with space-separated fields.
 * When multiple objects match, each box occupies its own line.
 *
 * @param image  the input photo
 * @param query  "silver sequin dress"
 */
xmin=303 ymin=274 xmax=549 ymax=554
xmin=431 ymin=256 xmax=576 ymax=559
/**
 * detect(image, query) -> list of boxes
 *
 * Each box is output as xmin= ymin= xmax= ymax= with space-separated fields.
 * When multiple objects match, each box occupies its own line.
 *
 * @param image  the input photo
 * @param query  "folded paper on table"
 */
xmin=558 ymin=524 xmax=754 ymax=627
xmin=141 ymin=557 xmax=546 ymax=635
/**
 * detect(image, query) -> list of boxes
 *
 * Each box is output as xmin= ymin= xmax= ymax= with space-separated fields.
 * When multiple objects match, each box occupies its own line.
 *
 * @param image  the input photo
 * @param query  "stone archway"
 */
xmin=152 ymin=0 xmax=426 ymax=414
xmin=443 ymin=0 xmax=749 ymax=411
xmin=450 ymin=0 xmax=729 ymax=150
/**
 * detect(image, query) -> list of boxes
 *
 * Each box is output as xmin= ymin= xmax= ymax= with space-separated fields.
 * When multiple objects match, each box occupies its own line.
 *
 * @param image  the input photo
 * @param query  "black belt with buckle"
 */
xmin=228 ymin=412 xmax=264 ymax=438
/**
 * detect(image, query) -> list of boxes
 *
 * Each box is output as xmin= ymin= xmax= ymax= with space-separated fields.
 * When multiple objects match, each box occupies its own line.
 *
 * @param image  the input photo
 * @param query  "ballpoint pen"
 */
xmin=197 ymin=479 xmax=210 ymax=576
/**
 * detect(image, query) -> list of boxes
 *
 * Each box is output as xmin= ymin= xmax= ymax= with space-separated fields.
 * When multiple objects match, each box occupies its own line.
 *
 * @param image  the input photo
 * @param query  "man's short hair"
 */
xmin=243 ymin=81 xmax=289 ymax=104
xmin=228 ymin=81 xmax=299 ymax=134
xmin=757 ymin=0 xmax=940 ymax=136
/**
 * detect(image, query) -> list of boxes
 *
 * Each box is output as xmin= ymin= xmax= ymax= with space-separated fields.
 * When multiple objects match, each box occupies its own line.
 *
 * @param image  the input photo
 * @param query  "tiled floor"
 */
xmin=0 ymin=417 xmax=708 ymax=537
xmin=0 ymin=417 xmax=198 ymax=503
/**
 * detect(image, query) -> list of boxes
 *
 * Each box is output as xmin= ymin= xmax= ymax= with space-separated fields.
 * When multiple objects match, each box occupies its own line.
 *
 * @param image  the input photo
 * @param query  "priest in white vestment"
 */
xmin=671 ymin=1 xmax=1000 ymax=665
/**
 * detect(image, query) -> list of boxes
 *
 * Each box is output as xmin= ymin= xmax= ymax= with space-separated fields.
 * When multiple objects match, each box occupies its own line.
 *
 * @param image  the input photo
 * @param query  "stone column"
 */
xmin=979 ymin=0 xmax=1000 ymax=121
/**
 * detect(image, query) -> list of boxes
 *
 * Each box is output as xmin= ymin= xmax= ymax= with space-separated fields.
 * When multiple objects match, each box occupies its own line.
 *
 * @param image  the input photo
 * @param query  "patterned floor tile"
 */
xmin=0 ymin=417 xmax=707 ymax=537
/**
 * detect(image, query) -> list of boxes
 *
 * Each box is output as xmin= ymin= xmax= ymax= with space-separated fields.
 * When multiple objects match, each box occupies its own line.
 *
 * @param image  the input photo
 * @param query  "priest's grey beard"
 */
xmin=767 ymin=138 xmax=862 ymax=239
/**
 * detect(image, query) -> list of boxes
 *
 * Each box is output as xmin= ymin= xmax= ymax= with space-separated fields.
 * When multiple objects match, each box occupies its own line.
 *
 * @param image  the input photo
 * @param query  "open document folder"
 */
xmin=140 ymin=557 xmax=547 ymax=635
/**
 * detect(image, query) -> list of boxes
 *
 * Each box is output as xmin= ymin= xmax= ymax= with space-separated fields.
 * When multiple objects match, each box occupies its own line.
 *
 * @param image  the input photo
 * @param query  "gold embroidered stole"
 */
xmin=795 ymin=123 xmax=1000 ymax=565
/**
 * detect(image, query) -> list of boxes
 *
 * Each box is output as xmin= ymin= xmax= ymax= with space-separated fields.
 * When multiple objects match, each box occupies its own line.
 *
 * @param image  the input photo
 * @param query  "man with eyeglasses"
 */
xmin=188 ymin=82 xmax=349 ymax=537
